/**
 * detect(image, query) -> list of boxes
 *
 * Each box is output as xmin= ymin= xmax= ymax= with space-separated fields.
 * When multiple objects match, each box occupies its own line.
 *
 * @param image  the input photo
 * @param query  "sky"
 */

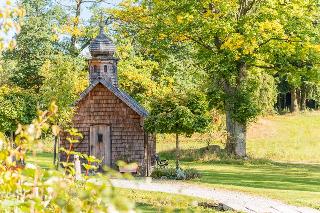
xmin=81 ymin=0 xmax=122 ymax=20
xmin=1 ymin=0 xmax=123 ymax=46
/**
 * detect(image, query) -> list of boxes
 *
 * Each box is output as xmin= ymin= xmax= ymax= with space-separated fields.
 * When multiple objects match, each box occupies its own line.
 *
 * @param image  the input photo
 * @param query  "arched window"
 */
xmin=104 ymin=65 xmax=108 ymax=73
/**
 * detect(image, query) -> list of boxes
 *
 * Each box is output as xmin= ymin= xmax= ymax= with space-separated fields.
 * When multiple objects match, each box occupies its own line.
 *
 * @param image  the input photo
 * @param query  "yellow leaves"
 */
xmin=243 ymin=38 xmax=258 ymax=55
xmin=222 ymin=33 xmax=245 ymax=51
xmin=0 ymin=1 xmax=24 ymax=52
xmin=158 ymin=33 xmax=167 ymax=40
xmin=51 ymin=34 xmax=59 ymax=42
xmin=176 ymin=13 xmax=194 ymax=24
xmin=59 ymin=17 xmax=85 ymax=38
xmin=7 ymin=39 xmax=16 ymax=50
xmin=259 ymin=20 xmax=284 ymax=38
xmin=177 ymin=15 xmax=184 ymax=24
xmin=313 ymin=44 xmax=320 ymax=53
xmin=172 ymin=34 xmax=189 ymax=42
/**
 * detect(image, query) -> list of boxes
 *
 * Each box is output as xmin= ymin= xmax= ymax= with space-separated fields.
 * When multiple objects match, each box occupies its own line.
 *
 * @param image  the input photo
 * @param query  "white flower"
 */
xmin=27 ymin=124 xmax=35 ymax=135
xmin=44 ymin=177 xmax=61 ymax=185
xmin=25 ymin=163 xmax=37 ymax=169
xmin=0 ymin=139 xmax=3 ymax=150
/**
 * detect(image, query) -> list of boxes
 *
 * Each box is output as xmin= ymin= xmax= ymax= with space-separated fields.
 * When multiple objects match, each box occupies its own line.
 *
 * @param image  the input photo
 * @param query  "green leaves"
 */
xmin=0 ymin=85 xmax=37 ymax=133
xmin=145 ymin=89 xmax=211 ymax=136
xmin=113 ymin=0 xmax=320 ymax=126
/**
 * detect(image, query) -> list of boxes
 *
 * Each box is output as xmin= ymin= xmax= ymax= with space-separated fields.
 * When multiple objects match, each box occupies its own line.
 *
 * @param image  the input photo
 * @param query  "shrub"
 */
xmin=151 ymin=167 xmax=202 ymax=180
xmin=0 ymin=102 xmax=134 ymax=212
xmin=184 ymin=168 xmax=202 ymax=179
xmin=151 ymin=167 xmax=176 ymax=179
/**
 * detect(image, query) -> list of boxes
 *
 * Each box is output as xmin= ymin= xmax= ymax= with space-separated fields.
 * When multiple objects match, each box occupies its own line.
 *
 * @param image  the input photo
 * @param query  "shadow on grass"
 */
xmin=159 ymin=147 xmax=320 ymax=193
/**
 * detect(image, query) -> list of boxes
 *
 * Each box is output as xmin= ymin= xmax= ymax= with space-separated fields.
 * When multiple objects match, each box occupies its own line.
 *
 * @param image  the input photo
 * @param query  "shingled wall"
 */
xmin=60 ymin=83 xmax=155 ymax=176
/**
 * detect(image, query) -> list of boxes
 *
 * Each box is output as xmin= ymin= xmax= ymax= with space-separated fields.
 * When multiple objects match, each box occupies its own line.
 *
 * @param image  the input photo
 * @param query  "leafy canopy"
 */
xmin=112 ymin=0 xmax=320 ymax=124
xmin=145 ymin=90 xmax=211 ymax=136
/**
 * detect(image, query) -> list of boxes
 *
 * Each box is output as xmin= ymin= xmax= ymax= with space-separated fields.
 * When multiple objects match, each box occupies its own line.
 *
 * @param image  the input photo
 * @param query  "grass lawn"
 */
xmin=157 ymin=111 xmax=320 ymax=209
xmin=26 ymin=153 xmax=225 ymax=212
xmin=115 ymin=188 xmax=226 ymax=212
xmin=26 ymin=152 xmax=54 ymax=169
xmin=183 ymin=161 xmax=320 ymax=209
xmin=247 ymin=111 xmax=320 ymax=163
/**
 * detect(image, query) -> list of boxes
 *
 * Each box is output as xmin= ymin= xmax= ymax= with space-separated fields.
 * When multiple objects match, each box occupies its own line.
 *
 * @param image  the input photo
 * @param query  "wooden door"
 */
xmin=90 ymin=125 xmax=111 ymax=167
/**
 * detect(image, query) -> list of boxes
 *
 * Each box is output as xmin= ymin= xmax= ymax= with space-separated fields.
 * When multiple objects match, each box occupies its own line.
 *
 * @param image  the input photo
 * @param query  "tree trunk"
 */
xmin=296 ymin=88 xmax=301 ymax=109
xmin=53 ymin=136 xmax=57 ymax=165
xmin=70 ymin=0 xmax=82 ymax=54
xmin=225 ymin=111 xmax=247 ymax=157
xmin=290 ymin=88 xmax=299 ymax=113
xmin=277 ymin=93 xmax=282 ymax=112
xmin=175 ymin=133 xmax=180 ymax=170
xmin=300 ymin=85 xmax=307 ymax=111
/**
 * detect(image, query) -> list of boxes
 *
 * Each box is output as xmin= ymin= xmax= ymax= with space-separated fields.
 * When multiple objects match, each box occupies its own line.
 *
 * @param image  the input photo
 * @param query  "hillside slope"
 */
xmin=247 ymin=111 xmax=320 ymax=163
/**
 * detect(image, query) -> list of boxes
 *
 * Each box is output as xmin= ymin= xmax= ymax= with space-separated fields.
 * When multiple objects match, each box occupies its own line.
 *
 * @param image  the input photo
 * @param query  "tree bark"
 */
xmin=222 ymin=62 xmax=247 ymax=158
xmin=296 ymin=88 xmax=301 ymax=109
xmin=290 ymin=88 xmax=299 ymax=113
xmin=175 ymin=133 xmax=180 ymax=170
xmin=300 ymin=85 xmax=307 ymax=111
xmin=225 ymin=111 xmax=247 ymax=157
xmin=277 ymin=93 xmax=282 ymax=112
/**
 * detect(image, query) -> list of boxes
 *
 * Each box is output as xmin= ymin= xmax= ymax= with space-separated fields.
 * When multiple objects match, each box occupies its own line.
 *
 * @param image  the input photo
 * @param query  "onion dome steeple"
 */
xmin=88 ymin=22 xmax=118 ymax=87
xmin=89 ymin=25 xmax=116 ymax=57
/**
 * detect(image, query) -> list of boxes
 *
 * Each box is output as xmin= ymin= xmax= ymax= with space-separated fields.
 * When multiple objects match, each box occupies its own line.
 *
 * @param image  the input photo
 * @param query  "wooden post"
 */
xmin=144 ymin=132 xmax=150 ymax=176
xmin=74 ymin=155 xmax=81 ymax=180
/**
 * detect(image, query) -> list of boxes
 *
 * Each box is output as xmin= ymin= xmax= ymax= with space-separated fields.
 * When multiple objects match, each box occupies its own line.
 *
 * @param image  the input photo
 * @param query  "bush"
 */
xmin=184 ymin=168 xmax=202 ymax=179
xmin=151 ymin=167 xmax=202 ymax=180
xmin=151 ymin=167 xmax=176 ymax=179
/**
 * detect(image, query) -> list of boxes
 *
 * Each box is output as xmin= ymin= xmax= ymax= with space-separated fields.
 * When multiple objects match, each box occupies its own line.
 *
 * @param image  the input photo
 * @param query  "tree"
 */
xmin=117 ymin=40 xmax=160 ymax=107
xmin=112 ymin=0 xmax=320 ymax=157
xmin=39 ymin=54 xmax=88 ymax=126
xmin=270 ymin=44 xmax=320 ymax=113
xmin=57 ymin=0 xmax=115 ymax=56
xmin=4 ymin=0 xmax=58 ymax=91
xmin=0 ymin=85 xmax=36 ymax=134
xmin=145 ymin=90 xmax=211 ymax=169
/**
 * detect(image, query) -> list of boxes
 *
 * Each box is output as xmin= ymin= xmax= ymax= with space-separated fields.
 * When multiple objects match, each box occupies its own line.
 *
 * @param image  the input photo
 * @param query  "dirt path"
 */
xmin=111 ymin=179 xmax=319 ymax=213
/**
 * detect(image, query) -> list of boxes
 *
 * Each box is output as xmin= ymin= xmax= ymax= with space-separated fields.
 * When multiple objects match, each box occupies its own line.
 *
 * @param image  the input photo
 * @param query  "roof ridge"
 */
xmin=75 ymin=79 xmax=148 ymax=117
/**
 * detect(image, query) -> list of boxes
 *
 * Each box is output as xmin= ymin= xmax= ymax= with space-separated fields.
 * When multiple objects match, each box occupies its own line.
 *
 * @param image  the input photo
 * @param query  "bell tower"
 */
xmin=88 ymin=24 xmax=118 ymax=87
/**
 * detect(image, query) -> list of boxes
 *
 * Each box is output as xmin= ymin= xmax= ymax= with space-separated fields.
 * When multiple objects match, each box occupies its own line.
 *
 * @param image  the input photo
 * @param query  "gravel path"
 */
xmin=111 ymin=179 xmax=320 ymax=213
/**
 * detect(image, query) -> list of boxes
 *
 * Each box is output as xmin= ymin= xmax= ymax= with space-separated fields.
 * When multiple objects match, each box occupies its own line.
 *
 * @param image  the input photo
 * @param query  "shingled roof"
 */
xmin=75 ymin=78 xmax=148 ymax=117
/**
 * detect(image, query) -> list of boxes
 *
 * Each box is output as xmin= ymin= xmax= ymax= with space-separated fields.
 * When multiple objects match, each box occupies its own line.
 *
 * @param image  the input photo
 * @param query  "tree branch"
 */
xmin=250 ymin=64 xmax=275 ymax=69
xmin=259 ymin=37 xmax=304 ymax=47
xmin=187 ymin=35 xmax=216 ymax=52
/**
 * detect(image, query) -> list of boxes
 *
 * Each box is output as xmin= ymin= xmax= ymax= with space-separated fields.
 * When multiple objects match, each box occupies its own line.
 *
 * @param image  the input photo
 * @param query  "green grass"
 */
xmin=183 ymin=161 xmax=320 ymax=209
xmin=115 ymin=188 xmax=226 ymax=212
xmin=26 ymin=152 xmax=54 ymax=169
xmin=157 ymin=111 xmax=320 ymax=209
xmin=26 ymin=153 xmax=225 ymax=212
xmin=247 ymin=111 xmax=320 ymax=163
